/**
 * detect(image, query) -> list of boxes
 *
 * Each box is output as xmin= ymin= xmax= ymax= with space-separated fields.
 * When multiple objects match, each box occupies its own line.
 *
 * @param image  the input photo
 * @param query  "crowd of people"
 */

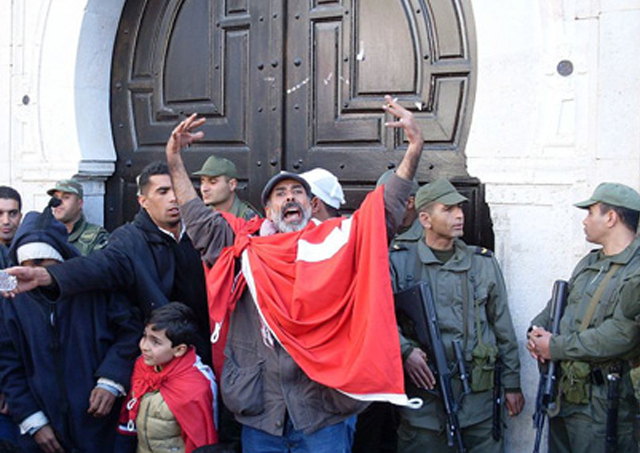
xmin=0 ymin=96 xmax=639 ymax=453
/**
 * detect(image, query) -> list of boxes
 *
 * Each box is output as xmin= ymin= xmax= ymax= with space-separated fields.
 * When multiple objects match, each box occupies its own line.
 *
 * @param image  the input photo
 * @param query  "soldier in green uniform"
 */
xmin=47 ymin=179 xmax=108 ymax=256
xmin=528 ymin=182 xmax=640 ymax=453
xmin=389 ymin=178 xmax=524 ymax=453
xmin=192 ymin=156 xmax=260 ymax=220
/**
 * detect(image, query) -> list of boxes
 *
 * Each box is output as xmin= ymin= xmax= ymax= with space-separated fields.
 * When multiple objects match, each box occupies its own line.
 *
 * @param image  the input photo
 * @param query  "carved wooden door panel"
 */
xmin=109 ymin=0 xmax=285 ymax=228
xmin=109 ymin=0 xmax=486 ymax=246
xmin=285 ymin=0 xmax=475 ymax=208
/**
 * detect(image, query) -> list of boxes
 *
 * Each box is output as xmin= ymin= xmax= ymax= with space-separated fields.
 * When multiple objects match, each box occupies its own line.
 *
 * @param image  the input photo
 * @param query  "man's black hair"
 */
xmin=0 ymin=186 xmax=22 ymax=211
xmin=323 ymin=203 xmax=340 ymax=219
xmin=599 ymin=203 xmax=640 ymax=233
xmin=138 ymin=161 xmax=170 ymax=195
xmin=147 ymin=302 xmax=198 ymax=348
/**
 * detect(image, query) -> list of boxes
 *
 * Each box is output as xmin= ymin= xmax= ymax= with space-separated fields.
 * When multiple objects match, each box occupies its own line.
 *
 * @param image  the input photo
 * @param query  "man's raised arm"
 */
xmin=384 ymin=95 xmax=424 ymax=182
xmin=165 ymin=113 xmax=206 ymax=206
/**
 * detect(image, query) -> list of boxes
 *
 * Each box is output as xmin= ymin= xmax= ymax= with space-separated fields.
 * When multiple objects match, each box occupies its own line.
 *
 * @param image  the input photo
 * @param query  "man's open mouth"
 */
xmin=282 ymin=203 xmax=302 ymax=222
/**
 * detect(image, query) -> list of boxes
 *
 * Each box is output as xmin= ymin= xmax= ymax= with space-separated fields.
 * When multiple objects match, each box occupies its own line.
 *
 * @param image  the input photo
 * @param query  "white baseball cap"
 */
xmin=301 ymin=168 xmax=346 ymax=210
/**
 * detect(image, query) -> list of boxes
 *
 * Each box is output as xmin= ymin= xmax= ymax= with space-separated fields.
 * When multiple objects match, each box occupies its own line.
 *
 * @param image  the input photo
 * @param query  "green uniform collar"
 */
xmin=228 ymin=195 xmax=260 ymax=220
xmin=417 ymin=238 xmax=472 ymax=271
xmin=394 ymin=218 xmax=423 ymax=242
xmin=68 ymin=214 xmax=88 ymax=242
xmin=587 ymin=237 xmax=640 ymax=270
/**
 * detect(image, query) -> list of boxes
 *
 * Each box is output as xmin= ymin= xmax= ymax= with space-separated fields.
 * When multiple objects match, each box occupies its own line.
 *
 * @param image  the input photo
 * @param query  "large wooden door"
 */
xmin=109 ymin=0 xmax=488 ymax=246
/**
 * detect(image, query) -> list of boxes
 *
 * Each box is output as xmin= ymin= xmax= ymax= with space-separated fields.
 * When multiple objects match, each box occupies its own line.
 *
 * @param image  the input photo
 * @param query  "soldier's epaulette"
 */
xmin=474 ymin=246 xmax=493 ymax=257
xmin=391 ymin=243 xmax=409 ymax=252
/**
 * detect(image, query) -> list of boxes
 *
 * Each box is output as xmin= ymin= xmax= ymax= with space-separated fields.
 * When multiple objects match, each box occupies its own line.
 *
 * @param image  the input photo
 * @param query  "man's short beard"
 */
xmin=273 ymin=202 xmax=312 ymax=233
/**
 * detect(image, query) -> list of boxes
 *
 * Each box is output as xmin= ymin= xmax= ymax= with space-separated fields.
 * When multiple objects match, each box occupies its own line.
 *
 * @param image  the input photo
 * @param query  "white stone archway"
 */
xmin=2 ymin=0 xmax=125 ymax=223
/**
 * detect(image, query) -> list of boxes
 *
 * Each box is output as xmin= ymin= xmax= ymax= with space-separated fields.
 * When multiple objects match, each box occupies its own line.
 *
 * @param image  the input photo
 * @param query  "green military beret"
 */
xmin=192 ymin=156 xmax=238 ymax=179
xmin=574 ymin=182 xmax=640 ymax=212
xmin=376 ymin=169 xmax=420 ymax=196
xmin=46 ymin=179 xmax=83 ymax=198
xmin=414 ymin=178 xmax=468 ymax=211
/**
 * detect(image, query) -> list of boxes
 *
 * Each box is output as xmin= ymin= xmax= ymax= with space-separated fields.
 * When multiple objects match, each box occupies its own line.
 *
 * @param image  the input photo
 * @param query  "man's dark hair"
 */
xmin=0 ymin=186 xmax=22 ymax=211
xmin=137 ymin=161 xmax=170 ymax=195
xmin=147 ymin=302 xmax=198 ymax=348
xmin=599 ymin=203 xmax=640 ymax=233
xmin=323 ymin=202 xmax=340 ymax=219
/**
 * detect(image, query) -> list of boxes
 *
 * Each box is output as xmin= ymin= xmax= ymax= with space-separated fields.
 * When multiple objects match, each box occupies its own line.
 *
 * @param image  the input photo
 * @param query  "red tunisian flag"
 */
xmin=206 ymin=187 xmax=410 ymax=405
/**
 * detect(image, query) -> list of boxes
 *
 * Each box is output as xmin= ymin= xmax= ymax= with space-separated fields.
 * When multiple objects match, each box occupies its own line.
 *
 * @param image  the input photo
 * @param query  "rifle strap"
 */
xmin=412 ymin=244 xmax=472 ymax=353
xmin=579 ymin=263 xmax=622 ymax=332
xmin=462 ymin=271 xmax=471 ymax=352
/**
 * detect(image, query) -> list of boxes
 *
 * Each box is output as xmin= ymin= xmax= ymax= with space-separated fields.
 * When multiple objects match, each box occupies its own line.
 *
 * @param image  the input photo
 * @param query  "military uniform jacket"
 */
xmin=68 ymin=214 xmax=109 ymax=256
xmin=228 ymin=196 xmax=260 ymax=221
xmin=391 ymin=218 xmax=423 ymax=248
xmin=390 ymin=238 xmax=521 ymax=430
xmin=530 ymin=237 xmax=640 ymax=421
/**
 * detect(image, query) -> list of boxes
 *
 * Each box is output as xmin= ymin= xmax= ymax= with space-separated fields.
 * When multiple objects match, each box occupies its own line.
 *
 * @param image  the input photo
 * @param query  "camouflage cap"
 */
xmin=574 ymin=182 xmax=640 ymax=212
xmin=376 ymin=169 xmax=420 ymax=196
xmin=192 ymin=156 xmax=238 ymax=179
xmin=414 ymin=178 xmax=467 ymax=211
xmin=46 ymin=179 xmax=83 ymax=198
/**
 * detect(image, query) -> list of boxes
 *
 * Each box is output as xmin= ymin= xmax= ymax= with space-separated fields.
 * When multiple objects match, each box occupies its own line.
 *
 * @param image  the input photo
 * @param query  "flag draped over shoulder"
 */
xmin=205 ymin=187 xmax=409 ymax=405
xmin=120 ymin=348 xmax=218 ymax=452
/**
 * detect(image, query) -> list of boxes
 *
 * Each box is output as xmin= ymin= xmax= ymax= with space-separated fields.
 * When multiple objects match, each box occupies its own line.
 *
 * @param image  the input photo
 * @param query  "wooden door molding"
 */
xmin=109 ymin=0 xmax=282 ymax=227
xmin=286 ymin=0 xmax=476 ymax=187
xmin=109 ymin=0 xmax=482 ymax=244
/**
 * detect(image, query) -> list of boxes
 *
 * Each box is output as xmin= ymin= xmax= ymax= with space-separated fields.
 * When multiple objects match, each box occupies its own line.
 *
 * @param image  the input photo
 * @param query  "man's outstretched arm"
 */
xmin=165 ymin=113 xmax=206 ymax=206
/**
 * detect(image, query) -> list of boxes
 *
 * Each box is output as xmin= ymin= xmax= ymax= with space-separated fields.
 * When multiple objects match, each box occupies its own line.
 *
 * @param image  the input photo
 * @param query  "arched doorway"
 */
xmin=108 ymin=0 xmax=491 ymax=247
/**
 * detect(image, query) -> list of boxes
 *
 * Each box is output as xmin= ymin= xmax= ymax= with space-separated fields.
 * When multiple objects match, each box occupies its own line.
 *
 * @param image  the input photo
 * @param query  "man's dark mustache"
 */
xmin=282 ymin=201 xmax=302 ymax=213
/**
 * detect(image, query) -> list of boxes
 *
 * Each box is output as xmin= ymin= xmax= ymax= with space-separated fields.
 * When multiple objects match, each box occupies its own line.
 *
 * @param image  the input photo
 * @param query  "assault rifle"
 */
xmin=492 ymin=358 xmax=503 ymax=441
xmin=605 ymin=364 xmax=621 ymax=453
xmin=532 ymin=280 xmax=568 ymax=453
xmin=395 ymin=282 xmax=469 ymax=453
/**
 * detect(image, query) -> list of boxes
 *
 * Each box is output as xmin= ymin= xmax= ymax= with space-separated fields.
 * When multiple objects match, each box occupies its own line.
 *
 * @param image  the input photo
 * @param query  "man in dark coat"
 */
xmin=3 ymin=162 xmax=211 ymax=363
xmin=0 ymin=205 xmax=141 ymax=453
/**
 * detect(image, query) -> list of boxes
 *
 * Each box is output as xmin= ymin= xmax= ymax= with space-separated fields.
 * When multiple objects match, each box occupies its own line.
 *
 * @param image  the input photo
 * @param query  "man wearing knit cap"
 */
xmin=0 ymin=206 xmax=140 ymax=453
xmin=301 ymin=168 xmax=345 ymax=221
xmin=528 ymin=182 xmax=640 ymax=453
xmin=192 ymin=156 xmax=260 ymax=220
xmin=47 ymin=178 xmax=109 ymax=255
xmin=389 ymin=178 xmax=523 ymax=453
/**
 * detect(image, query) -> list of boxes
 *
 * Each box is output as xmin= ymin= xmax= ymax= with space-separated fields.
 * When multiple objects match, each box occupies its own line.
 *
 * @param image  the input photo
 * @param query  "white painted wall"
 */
xmin=0 ymin=0 xmax=124 ymax=223
xmin=467 ymin=1 xmax=640 ymax=450
xmin=1 ymin=0 xmax=639 ymax=450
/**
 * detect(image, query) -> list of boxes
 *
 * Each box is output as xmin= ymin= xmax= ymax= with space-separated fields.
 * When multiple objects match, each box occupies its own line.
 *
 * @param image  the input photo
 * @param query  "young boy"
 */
xmin=0 ymin=205 xmax=141 ymax=453
xmin=119 ymin=303 xmax=218 ymax=452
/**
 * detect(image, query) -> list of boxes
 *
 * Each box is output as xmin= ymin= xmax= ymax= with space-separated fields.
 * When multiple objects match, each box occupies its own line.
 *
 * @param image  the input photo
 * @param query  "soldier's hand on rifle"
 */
xmin=405 ymin=348 xmax=436 ymax=390
xmin=528 ymin=326 xmax=552 ymax=362
xmin=505 ymin=390 xmax=525 ymax=416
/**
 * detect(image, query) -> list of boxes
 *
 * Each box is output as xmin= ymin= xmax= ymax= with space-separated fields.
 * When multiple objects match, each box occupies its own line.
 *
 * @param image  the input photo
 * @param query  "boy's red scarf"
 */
xmin=121 ymin=348 xmax=218 ymax=451
xmin=205 ymin=187 xmax=409 ymax=404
